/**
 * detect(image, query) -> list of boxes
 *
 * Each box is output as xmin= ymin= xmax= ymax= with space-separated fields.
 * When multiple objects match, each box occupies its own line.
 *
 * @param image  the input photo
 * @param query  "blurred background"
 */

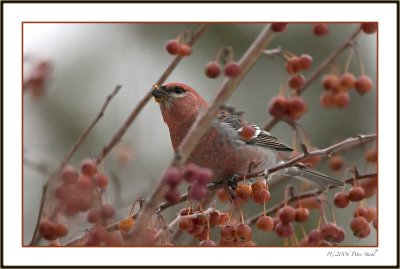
xmin=23 ymin=23 xmax=377 ymax=246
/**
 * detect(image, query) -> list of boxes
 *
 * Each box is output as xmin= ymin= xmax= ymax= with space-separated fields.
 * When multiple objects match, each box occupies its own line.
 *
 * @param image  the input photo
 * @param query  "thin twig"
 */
xmin=95 ymin=24 xmax=209 ymax=164
xmin=263 ymin=25 xmax=363 ymax=131
xmin=131 ymin=25 xmax=278 ymax=243
xmin=29 ymin=84 xmax=122 ymax=246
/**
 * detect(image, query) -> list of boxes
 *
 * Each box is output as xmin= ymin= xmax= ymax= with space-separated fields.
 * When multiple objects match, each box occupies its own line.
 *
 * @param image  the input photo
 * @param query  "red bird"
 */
xmin=152 ymin=82 xmax=343 ymax=190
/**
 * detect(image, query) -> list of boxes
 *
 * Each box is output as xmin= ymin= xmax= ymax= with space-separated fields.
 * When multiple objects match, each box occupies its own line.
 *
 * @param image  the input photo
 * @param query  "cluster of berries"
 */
xmin=301 ymin=223 xmax=346 ymax=246
xmin=163 ymin=164 xmax=214 ymax=202
xmin=268 ymin=95 xmax=308 ymax=121
xmin=219 ymin=223 xmax=254 ymax=246
xmin=204 ymin=46 xmax=241 ymax=79
xmin=165 ymin=39 xmax=192 ymax=57
xmin=38 ymin=219 xmax=68 ymax=241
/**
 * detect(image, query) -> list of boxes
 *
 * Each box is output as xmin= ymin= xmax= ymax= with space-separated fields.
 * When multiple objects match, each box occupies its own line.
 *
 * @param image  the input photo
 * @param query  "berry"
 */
xmin=252 ymin=189 xmax=271 ymax=204
xmin=322 ymin=74 xmax=339 ymax=91
xmin=294 ymin=207 xmax=310 ymax=223
xmin=183 ymin=164 xmax=200 ymax=183
xmin=298 ymin=54 xmax=313 ymax=70
xmin=251 ymin=180 xmax=267 ymax=193
xmin=320 ymin=223 xmax=339 ymax=241
xmin=39 ymin=219 xmax=57 ymax=241
xmin=163 ymin=167 xmax=183 ymax=186
xmin=87 ymin=209 xmax=101 ymax=223
xmin=288 ymin=74 xmax=306 ymax=90
xmin=165 ymin=187 xmax=180 ymax=202
xmin=220 ymin=225 xmax=235 ymax=242
xmin=236 ymin=183 xmax=252 ymax=200
xmin=179 ymin=44 xmax=192 ymax=56
xmin=350 ymin=216 xmax=369 ymax=236
xmin=178 ymin=218 xmax=194 ymax=231
xmin=118 ymin=218 xmax=135 ymax=232
xmin=240 ymin=124 xmax=256 ymax=141
xmin=277 ymin=206 xmax=296 ymax=223
xmin=339 ymin=73 xmax=356 ymax=89
xmin=365 ymin=148 xmax=377 ymax=163
xmin=268 ymin=95 xmax=288 ymax=118
xmin=100 ymin=204 xmax=116 ymax=219
xmin=165 ymin=39 xmax=180 ymax=55
xmin=313 ymin=23 xmax=329 ymax=36
xmin=199 ymin=240 xmax=217 ymax=246
xmin=295 ymin=196 xmax=321 ymax=209
xmin=348 ymin=186 xmax=365 ymax=202
xmin=196 ymin=168 xmax=214 ymax=185
xmin=320 ymin=92 xmax=336 ymax=108
xmin=54 ymin=223 xmax=68 ymax=237
xmin=93 ymin=173 xmax=109 ymax=189
xmin=234 ymin=224 xmax=252 ymax=242
xmin=80 ymin=159 xmax=97 ymax=177
xmin=357 ymin=225 xmax=371 ymax=238
xmin=256 ymin=215 xmax=274 ymax=232
xmin=216 ymin=188 xmax=230 ymax=202
xmin=361 ymin=22 xmax=378 ymax=34
xmin=333 ymin=192 xmax=350 ymax=208
xmin=329 ymin=155 xmax=344 ymax=171
xmin=366 ymin=207 xmax=377 ymax=222
xmin=286 ymin=96 xmax=307 ymax=120
xmin=188 ymin=184 xmax=207 ymax=200
xmin=275 ymin=222 xmax=294 ymax=237
xmin=209 ymin=211 xmax=221 ymax=226
xmin=333 ymin=227 xmax=345 ymax=243
xmin=224 ymin=61 xmax=241 ymax=77
xmin=60 ymin=165 xmax=79 ymax=185
xmin=271 ymin=23 xmax=288 ymax=32
xmin=54 ymin=183 xmax=71 ymax=203
xmin=76 ymin=175 xmax=93 ymax=194
xmin=334 ymin=92 xmax=350 ymax=108
xmin=308 ymin=229 xmax=323 ymax=245
xmin=355 ymin=75 xmax=373 ymax=94
xmin=285 ymin=56 xmax=301 ymax=74
xmin=218 ymin=213 xmax=229 ymax=226
xmin=205 ymin=61 xmax=221 ymax=78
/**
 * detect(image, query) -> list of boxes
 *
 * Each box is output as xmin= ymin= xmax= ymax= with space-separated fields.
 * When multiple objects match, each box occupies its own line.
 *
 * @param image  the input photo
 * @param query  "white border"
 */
xmin=3 ymin=2 xmax=398 ymax=267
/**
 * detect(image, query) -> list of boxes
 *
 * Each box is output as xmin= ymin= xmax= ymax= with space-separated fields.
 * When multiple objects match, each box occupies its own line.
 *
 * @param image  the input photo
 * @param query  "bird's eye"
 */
xmin=170 ymin=86 xmax=186 ymax=94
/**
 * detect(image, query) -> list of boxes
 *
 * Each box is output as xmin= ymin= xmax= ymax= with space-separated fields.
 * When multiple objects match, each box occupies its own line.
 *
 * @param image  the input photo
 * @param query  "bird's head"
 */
xmin=152 ymin=82 xmax=208 ymax=123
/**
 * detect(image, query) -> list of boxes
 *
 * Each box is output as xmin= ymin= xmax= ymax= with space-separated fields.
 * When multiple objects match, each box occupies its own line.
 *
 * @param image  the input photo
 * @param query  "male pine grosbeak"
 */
xmin=152 ymin=82 xmax=343 ymax=190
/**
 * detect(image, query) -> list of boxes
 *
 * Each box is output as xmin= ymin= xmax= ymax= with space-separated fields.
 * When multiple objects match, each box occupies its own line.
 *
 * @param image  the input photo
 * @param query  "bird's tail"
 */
xmin=272 ymin=165 xmax=344 ymax=191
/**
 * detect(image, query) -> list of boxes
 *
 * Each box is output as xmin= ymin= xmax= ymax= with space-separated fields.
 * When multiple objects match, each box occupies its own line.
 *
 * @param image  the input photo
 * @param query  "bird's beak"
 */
xmin=152 ymin=85 xmax=166 ymax=103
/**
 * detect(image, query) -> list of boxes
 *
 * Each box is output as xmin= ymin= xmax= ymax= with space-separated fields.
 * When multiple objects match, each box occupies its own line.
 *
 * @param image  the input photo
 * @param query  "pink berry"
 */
xmin=313 ymin=23 xmax=329 ymax=36
xmin=163 ymin=167 xmax=183 ymax=187
xmin=179 ymin=44 xmax=192 ymax=56
xmin=165 ymin=39 xmax=180 ymax=55
xmin=298 ymin=54 xmax=313 ymax=70
xmin=224 ymin=61 xmax=241 ymax=77
xmin=205 ymin=61 xmax=221 ymax=78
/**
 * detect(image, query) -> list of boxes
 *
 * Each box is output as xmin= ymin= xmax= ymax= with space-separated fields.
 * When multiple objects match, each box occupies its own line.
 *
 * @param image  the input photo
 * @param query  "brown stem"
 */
xmin=263 ymin=25 xmax=363 ymax=131
xmin=95 ymin=23 xmax=208 ymax=164
xmin=29 ymin=84 xmax=122 ymax=246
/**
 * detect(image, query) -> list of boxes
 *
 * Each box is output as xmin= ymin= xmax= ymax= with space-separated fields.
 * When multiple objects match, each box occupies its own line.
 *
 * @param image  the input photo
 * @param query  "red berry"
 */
xmin=256 ymin=215 xmax=274 ymax=232
xmin=322 ymin=74 xmax=339 ymax=91
xmin=183 ymin=164 xmax=200 ymax=183
xmin=209 ymin=211 xmax=221 ymax=226
xmin=165 ymin=39 xmax=180 ymax=55
xmin=361 ymin=22 xmax=378 ymax=34
xmin=199 ymin=240 xmax=216 ymax=246
xmin=205 ymin=61 xmax=221 ymax=78
xmin=350 ymin=216 xmax=369 ymax=236
xmin=196 ymin=168 xmax=214 ymax=185
xmin=278 ymin=206 xmax=296 ymax=223
xmin=54 ymin=223 xmax=68 ymax=237
xmin=93 ymin=173 xmax=109 ymax=189
xmin=236 ymin=183 xmax=252 ymax=200
xmin=329 ymin=155 xmax=344 ymax=171
xmin=366 ymin=207 xmax=377 ymax=222
xmin=178 ymin=218 xmax=194 ymax=231
xmin=76 ymin=175 xmax=93 ymax=194
xmin=163 ymin=167 xmax=183 ymax=186
xmin=271 ymin=23 xmax=288 ymax=32
xmin=179 ymin=44 xmax=192 ymax=56
xmin=287 ymin=96 xmax=307 ymax=117
xmin=240 ymin=124 xmax=256 ymax=141
xmin=188 ymin=184 xmax=207 ymax=200
xmin=334 ymin=92 xmax=351 ymax=108
xmin=234 ymin=224 xmax=252 ymax=242
xmin=357 ymin=224 xmax=371 ymax=238
xmin=100 ymin=204 xmax=116 ymax=219
xmin=313 ymin=23 xmax=329 ymax=36
xmin=275 ymin=222 xmax=294 ymax=237
xmin=80 ymin=159 xmax=97 ymax=177
xmin=320 ymin=223 xmax=339 ymax=241
xmin=252 ymin=189 xmax=271 ymax=204
xmin=333 ymin=192 xmax=350 ymax=208
xmin=298 ymin=54 xmax=313 ymax=70
xmin=224 ymin=61 xmax=241 ymax=77
xmin=288 ymin=74 xmax=306 ymax=90
xmin=339 ymin=73 xmax=356 ymax=89
xmin=39 ymin=219 xmax=57 ymax=241
xmin=333 ymin=227 xmax=346 ymax=243
xmin=87 ymin=209 xmax=101 ymax=223
xmin=320 ymin=92 xmax=336 ymax=108
xmin=348 ymin=186 xmax=365 ymax=202
xmin=251 ymin=180 xmax=267 ymax=193
xmin=308 ymin=229 xmax=323 ymax=245
xmin=60 ymin=165 xmax=79 ymax=185
xmin=54 ymin=183 xmax=71 ymax=203
xmin=286 ymin=56 xmax=301 ymax=74
xmin=268 ymin=95 xmax=288 ymax=118
xmin=355 ymin=75 xmax=373 ymax=94
xmin=294 ymin=207 xmax=310 ymax=223
xmin=220 ymin=225 xmax=235 ymax=242
xmin=165 ymin=187 xmax=180 ymax=203
xmin=216 ymin=188 xmax=230 ymax=202
xmin=365 ymin=148 xmax=377 ymax=163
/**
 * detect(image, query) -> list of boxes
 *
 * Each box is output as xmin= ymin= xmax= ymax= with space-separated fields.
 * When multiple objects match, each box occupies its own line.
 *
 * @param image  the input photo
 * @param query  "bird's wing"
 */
xmin=217 ymin=106 xmax=293 ymax=152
